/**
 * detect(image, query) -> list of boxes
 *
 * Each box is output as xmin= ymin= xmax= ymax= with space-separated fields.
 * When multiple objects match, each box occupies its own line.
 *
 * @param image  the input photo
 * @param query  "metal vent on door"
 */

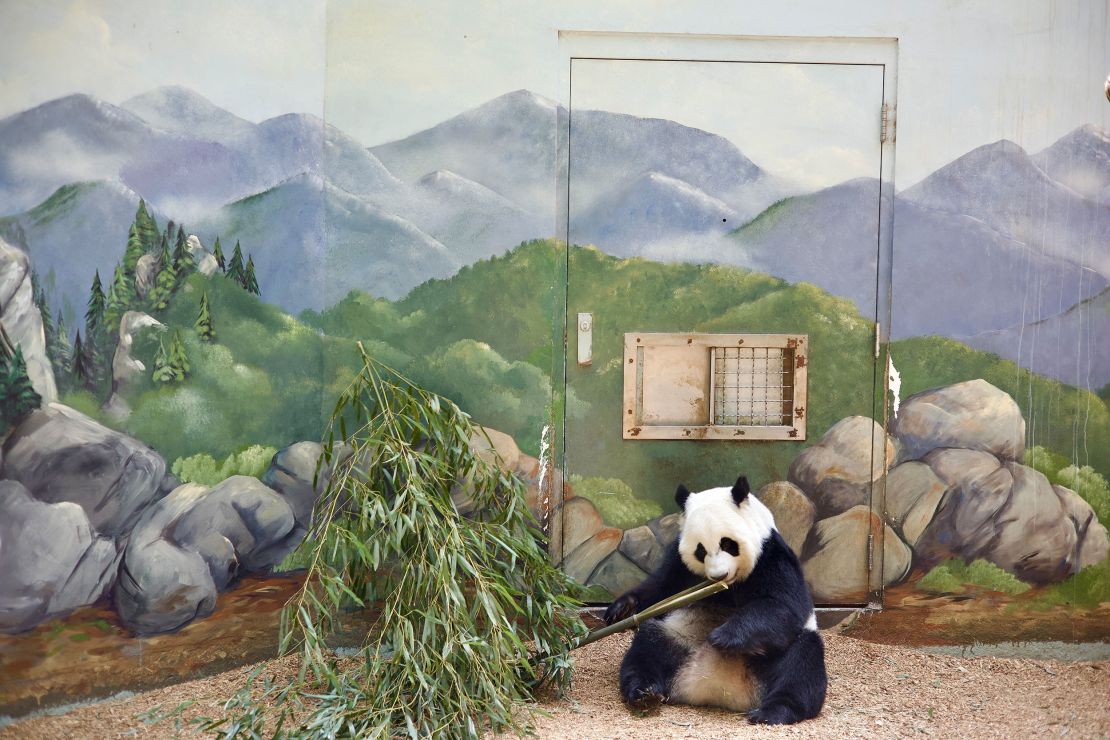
xmin=711 ymin=346 xmax=796 ymax=427
xmin=623 ymin=333 xmax=807 ymax=441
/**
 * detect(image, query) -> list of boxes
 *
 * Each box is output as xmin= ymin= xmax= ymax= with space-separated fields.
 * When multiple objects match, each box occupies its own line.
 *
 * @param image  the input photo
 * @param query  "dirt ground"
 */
xmin=3 ymin=629 xmax=1108 ymax=739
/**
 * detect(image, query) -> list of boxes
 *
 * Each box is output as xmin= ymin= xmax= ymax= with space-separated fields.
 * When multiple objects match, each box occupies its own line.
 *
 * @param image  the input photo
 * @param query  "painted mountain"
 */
xmin=1032 ymin=124 xmax=1110 ymax=204
xmin=728 ymin=178 xmax=1107 ymax=338
xmin=0 ymin=85 xmax=1106 ymax=383
xmin=964 ymin=287 xmax=1110 ymax=389
xmin=901 ymin=137 xmax=1110 ymax=279
xmin=371 ymin=89 xmax=787 ymax=240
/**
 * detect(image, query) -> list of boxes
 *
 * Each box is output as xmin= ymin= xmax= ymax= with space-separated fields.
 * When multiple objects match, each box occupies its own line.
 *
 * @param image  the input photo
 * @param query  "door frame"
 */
xmin=550 ymin=31 xmax=899 ymax=608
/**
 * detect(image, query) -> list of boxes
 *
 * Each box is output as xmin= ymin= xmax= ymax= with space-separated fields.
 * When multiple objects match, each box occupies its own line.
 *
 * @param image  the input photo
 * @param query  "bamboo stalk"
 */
xmin=571 ymin=579 xmax=729 ymax=650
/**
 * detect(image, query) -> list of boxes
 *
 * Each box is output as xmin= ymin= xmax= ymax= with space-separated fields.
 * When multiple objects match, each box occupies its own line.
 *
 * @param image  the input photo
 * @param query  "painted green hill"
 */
xmin=89 ymin=238 xmax=1107 ymax=496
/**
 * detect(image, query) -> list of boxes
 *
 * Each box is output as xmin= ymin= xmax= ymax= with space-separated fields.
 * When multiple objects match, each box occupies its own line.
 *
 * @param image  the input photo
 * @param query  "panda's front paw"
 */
xmin=707 ymin=624 xmax=750 ymax=655
xmin=604 ymin=593 xmax=639 ymax=625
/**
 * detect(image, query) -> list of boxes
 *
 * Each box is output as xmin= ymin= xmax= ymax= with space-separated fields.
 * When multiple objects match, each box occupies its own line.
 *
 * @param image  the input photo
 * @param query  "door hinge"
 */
xmin=874 ymin=322 xmax=881 ymax=359
xmin=867 ymin=532 xmax=874 ymax=571
xmin=880 ymin=103 xmax=895 ymax=144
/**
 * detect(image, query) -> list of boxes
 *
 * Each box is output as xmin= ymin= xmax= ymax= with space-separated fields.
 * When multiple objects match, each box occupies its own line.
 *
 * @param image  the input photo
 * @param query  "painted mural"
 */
xmin=1 ymin=0 xmax=1108 ymax=719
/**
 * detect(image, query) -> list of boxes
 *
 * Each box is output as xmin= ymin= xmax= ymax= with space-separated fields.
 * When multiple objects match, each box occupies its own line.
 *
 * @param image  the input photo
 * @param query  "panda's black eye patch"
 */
xmin=719 ymin=537 xmax=740 ymax=556
xmin=694 ymin=543 xmax=707 ymax=562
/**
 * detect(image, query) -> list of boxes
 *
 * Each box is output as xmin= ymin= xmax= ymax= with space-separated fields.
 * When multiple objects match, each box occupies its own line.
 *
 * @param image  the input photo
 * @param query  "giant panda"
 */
xmin=603 ymin=476 xmax=827 ymax=725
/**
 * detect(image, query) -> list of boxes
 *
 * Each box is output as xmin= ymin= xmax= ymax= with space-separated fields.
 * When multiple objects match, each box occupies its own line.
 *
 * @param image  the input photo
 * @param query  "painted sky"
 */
xmin=2 ymin=0 xmax=1107 ymax=187
xmin=0 ymin=0 xmax=326 ymax=123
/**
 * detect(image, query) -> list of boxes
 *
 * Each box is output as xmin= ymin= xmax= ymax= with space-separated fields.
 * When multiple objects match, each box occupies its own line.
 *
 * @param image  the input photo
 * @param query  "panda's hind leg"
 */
xmin=748 ymin=630 xmax=827 ymax=725
xmin=618 ymin=619 xmax=690 ymax=712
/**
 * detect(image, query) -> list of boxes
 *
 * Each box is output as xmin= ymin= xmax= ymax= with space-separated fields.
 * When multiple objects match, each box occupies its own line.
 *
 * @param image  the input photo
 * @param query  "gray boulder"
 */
xmin=618 ymin=525 xmax=662 ymax=572
xmin=186 ymin=235 xmax=220 ymax=276
xmin=892 ymin=379 xmax=1025 ymax=462
xmin=261 ymin=441 xmax=346 ymax=528
xmin=590 ymin=551 xmax=648 ymax=595
xmin=788 ymin=416 xmax=896 ymax=518
xmin=0 ymin=238 xmax=56 ymax=402
xmin=1052 ymin=484 xmax=1110 ymax=570
xmin=757 ymin=481 xmax=815 ymax=556
xmin=647 ymin=512 xmax=682 ymax=549
xmin=562 ymin=526 xmax=621 ymax=584
xmin=915 ymin=450 xmax=1097 ymax=583
xmin=0 ymin=480 xmax=118 ymax=632
xmin=802 ymin=505 xmax=911 ymax=603
xmin=115 ymin=477 xmax=303 ymax=634
xmin=987 ymin=464 xmax=1076 ymax=583
xmin=884 ymin=462 xmax=947 ymax=546
xmin=174 ymin=476 xmax=304 ymax=575
xmin=115 ymin=483 xmax=217 ymax=633
xmin=2 ymin=403 xmax=167 ymax=537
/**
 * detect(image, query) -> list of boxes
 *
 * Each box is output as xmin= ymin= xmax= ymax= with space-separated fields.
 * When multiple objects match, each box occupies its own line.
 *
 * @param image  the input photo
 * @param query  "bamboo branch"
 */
xmin=571 ymin=579 xmax=729 ymax=650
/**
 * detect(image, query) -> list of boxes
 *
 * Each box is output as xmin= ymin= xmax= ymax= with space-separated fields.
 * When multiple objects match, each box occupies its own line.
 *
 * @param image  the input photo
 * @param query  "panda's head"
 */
xmin=675 ymin=476 xmax=776 ymax=584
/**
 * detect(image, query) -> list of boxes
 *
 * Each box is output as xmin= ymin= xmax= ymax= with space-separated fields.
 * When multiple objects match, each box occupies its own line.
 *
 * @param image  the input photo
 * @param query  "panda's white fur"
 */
xmin=660 ymin=606 xmax=763 ymax=711
xmin=607 ymin=477 xmax=828 ymax=725
xmin=677 ymin=486 xmax=776 ymax=584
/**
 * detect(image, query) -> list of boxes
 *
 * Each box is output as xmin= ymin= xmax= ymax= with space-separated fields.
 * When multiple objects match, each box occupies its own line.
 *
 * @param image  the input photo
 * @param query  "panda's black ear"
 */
xmin=675 ymin=484 xmax=691 ymax=510
xmin=731 ymin=476 xmax=750 ymax=505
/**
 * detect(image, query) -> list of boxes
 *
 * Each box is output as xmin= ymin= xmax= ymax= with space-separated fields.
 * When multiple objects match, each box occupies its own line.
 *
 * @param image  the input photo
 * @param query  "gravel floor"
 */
xmin=3 ymin=632 xmax=1108 ymax=739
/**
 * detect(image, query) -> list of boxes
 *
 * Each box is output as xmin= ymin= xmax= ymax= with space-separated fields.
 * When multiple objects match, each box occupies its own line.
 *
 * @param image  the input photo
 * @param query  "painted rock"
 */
xmin=802 ymin=505 xmax=911 ymax=603
xmin=0 ymin=480 xmax=118 ymax=633
xmin=891 ymin=379 xmax=1025 ymax=462
xmin=2 ymin=403 xmax=166 ymax=537
xmin=757 ymin=480 xmax=816 ymax=556
xmin=788 ymin=416 xmax=895 ymax=518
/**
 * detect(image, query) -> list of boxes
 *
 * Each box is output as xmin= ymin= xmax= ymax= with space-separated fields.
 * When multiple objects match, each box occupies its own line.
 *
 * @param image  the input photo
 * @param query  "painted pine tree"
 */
xmin=151 ymin=338 xmax=174 ymax=383
xmin=195 ymin=291 xmax=215 ymax=342
xmin=212 ymin=236 xmax=226 ymax=272
xmin=244 ymin=254 xmax=260 ymax=295
xmin=134 ymin=199 xmax=160 ymax=251
xmin=148 ymin=236 xmax=177 ymax=311
xmin=31 ymin=271 xmax=57 ymax=362
xmin=71 ymin=330 xmax=97 ymax=393
xmin=103 ymin=262 xmax=136 ymax=333
xmin=172 ymin=226 xmax=195 ymax=281
xmin=168 ymin=330 xmax=190 ymax=381
xmin=82 ymin=271 xmax=109 ymax=394
xmin=123 ymin=222 xmax=146 ymax=275
xmin=0 ymin=342 xmax=42 ymax=432
xmin=49 ymin=313 xmax=73 ymax=392
xmin=226 ymin=240 xmax=246 ymax=285
xmin=85 ymin=269 xmax=106 ymax=338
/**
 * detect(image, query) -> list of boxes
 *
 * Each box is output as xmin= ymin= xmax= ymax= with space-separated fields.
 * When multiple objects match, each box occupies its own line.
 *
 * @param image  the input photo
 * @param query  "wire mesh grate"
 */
xmin=712 ymin=346 xmax=795 ymax=426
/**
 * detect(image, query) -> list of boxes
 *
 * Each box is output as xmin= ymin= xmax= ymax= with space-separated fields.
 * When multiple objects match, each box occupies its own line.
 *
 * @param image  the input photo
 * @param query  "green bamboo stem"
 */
xmin=571 ymin=579 xmax=729 ymax=650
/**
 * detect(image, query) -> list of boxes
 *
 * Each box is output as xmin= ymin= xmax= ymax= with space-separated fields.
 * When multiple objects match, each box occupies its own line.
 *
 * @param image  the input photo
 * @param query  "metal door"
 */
xmin=554 ymin=34 xmax=897 ymax=606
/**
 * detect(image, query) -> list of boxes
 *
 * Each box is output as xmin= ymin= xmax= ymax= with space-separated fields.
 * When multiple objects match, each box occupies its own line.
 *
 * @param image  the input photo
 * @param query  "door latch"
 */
xmin=577 ymin=312 xmax=593 ymax=366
